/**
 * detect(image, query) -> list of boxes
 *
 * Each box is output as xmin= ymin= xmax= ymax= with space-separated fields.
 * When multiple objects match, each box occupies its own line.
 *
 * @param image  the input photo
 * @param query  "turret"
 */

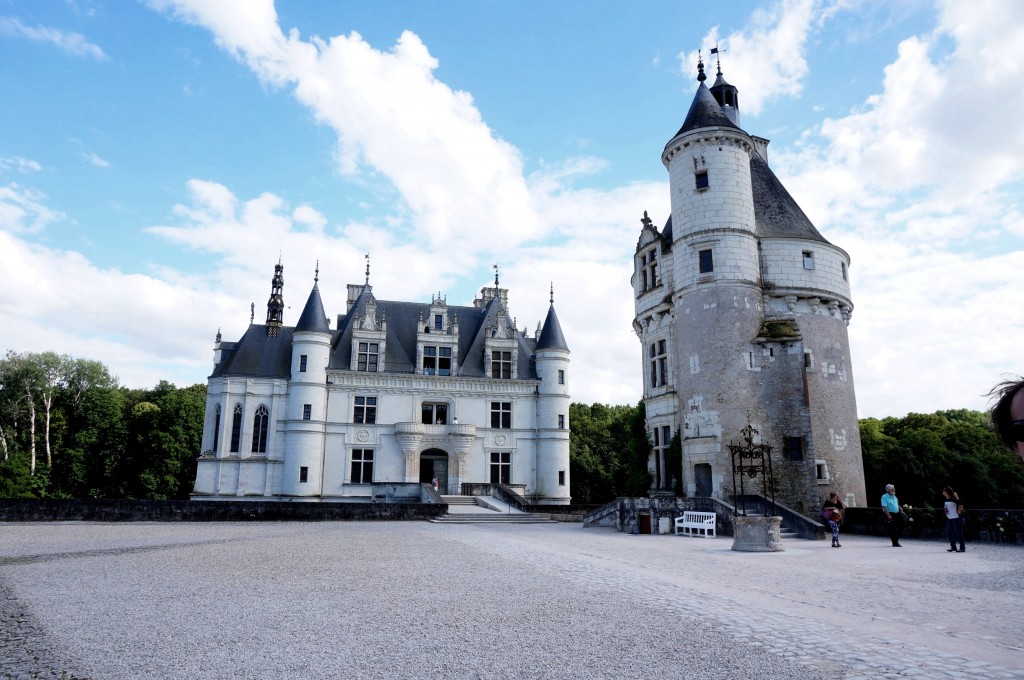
xmin=282 ymin=265 xmax=333 ymax=497
xmin=534 ymin=284 xmax=571 ymax=503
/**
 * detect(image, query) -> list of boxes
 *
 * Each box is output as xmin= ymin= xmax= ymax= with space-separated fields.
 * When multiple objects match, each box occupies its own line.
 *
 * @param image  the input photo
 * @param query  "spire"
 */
xmin=493 ymin=263 xmax=500 ymax=294
xmin=536 ymin=286 xmax=569 ymax=351
xmin=295 ymin=269 xmax=330 ymax=333
xmin=667 ymin=52 xmax=740 ymax=146
xmin=697 ymin=51 xmax=706 ymax=83
xmin=364 ymin=253 xmax=370 ymax=287
xmin=266 ymin=260 xmax=285 ymax=337
xmin=708 ymin=45 xmax=740 ymax=126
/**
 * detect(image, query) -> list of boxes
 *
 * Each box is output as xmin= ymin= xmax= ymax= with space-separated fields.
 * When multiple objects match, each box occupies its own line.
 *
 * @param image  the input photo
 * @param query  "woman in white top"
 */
xmin=942 ymin=486 xmax=965 ymax=553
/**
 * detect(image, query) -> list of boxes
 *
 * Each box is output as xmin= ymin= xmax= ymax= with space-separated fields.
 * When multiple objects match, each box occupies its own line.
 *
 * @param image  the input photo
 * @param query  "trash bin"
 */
xmin=658 ymin=517 xmax=671 ymax=535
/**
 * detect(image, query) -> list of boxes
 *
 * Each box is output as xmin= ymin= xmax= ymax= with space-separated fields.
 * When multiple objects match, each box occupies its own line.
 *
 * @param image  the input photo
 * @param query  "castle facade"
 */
xmin=193 ymin=264 xmax=571 ymax=503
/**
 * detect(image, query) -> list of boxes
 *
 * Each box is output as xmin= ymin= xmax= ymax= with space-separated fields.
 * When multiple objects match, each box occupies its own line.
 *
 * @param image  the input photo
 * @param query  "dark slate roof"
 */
xmin=668 ymin=82 xmax=740 ymax=142
xmin=750 ymin=152 xmax=830 ymax=244
xmin=662 ymin=215 xmax=673 ymax=248
xmin=535 ymin=304 xmax=568 ymax=351
xmin=295 ymin=284 xmax=330 ymax=333
xmin=329 ymin=288 xmax=540 ymax=379
xmin=211 ymin=326 xmax=296 ymax=379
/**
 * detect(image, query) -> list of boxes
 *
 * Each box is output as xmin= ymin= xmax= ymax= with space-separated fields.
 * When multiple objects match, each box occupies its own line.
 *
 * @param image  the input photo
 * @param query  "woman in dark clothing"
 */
xmin=942 ymin=486 xmax=966 ymax=552
xmin=822 ymin=492 xmax=845 ymax=547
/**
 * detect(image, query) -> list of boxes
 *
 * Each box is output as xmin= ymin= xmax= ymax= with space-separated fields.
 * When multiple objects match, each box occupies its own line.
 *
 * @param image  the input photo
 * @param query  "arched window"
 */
xmin=230 ymin=403 xmax=243 ymax=453
xmin=251 ymin=405 xmax=269 ymax=454
xmin=212 ymin=404 xmax=221 ymax=452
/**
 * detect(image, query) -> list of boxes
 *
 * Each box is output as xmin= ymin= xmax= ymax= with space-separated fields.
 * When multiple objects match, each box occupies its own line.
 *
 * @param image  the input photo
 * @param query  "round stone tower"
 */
xmin=533 ymin=288 xmax=571 ymax=504
xmin=281 ymin=272 xmax=332 ymax=497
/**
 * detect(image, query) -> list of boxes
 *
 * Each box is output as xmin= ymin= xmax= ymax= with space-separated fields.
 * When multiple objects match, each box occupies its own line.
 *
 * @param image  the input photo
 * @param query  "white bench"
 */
xmin=674 ymin=511 xmax=717 ymax=538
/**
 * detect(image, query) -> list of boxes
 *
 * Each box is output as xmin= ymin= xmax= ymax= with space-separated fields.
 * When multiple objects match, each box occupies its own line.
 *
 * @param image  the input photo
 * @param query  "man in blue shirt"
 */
xmin=881 ymin=484 xmax=904 ymax=547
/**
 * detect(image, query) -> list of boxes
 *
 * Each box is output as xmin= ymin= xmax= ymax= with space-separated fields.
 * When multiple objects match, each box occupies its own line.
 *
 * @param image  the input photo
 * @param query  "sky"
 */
xmin=1 ymin=0 xmax=1022 ymax=419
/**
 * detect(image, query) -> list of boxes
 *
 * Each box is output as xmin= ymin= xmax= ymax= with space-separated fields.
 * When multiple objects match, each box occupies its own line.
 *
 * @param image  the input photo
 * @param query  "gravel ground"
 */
xmin=1 ymin=521 xmax=1022 ymax=680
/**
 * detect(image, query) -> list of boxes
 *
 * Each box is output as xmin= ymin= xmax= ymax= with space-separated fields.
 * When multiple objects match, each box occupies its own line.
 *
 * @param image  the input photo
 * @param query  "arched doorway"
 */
xmin=420 ymin=448 xmax=450 ymax=494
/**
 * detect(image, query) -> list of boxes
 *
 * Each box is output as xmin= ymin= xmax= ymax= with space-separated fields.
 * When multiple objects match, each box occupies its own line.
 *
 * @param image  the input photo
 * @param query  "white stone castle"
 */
xmin=193 ymin=261 xmax=571 ymax=503
xmin=632 ymin=55 xmax=866 ymax=512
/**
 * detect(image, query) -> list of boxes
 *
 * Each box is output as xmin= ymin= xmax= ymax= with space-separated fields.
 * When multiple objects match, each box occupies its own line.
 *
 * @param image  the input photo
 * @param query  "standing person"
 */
xmin=989 ymin=377 xmax=1024 ymax=462
xmin=881 ymin=484 xmax=905 ymax=547
xmin=942 ymin=486 xmax=966 ymax=553
xmin=432 ymin=476 xmax=439 ymax=492
xmin=822 ymin=492 xmax=844 ymax=548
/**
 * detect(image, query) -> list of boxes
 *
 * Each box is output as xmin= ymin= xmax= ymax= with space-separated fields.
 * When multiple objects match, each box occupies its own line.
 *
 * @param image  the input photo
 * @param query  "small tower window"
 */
xmin=841 ymin=262 xmax=847 ymax=280
xmin=299 ymin=354 xmax=307 ymax=372
xmin=558 ymin=369 xmax=565 ymax=385
xmin=699 ymin=249 xmax=714 ymax=274
xmin=803 ymin=251 xmax=815 ymax=270
xmin=299 ymin=466 xmax=308 ymax=483
xmin=695 ymin=171 xmax=709 ymax=190
xmin=303 ymin=404 xmax=312 ymax=421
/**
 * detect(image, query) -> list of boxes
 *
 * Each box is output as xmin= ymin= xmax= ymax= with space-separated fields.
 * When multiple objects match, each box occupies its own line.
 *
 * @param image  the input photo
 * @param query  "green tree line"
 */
xmin=3 ymin=351 xmax=1021 ymax=507
xmin=0 ymin=350 xmax=204 ymax=499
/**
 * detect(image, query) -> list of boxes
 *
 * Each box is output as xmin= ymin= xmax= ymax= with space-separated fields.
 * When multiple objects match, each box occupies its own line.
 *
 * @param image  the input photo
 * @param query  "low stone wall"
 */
xmin=0 ymin=499 xmax=445 ymax=522
xmin=842 ymin=507 xmax=1024 ymax=544
xmin=585 ymin=497 xmax=737 ymax=536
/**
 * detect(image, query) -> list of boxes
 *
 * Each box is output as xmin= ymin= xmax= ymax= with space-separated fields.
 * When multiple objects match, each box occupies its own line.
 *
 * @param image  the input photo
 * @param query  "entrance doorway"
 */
xmin=419 ymin=448 xmax=449 ymax=494
xmin=694 ymin=463 xmax=713 ymax=497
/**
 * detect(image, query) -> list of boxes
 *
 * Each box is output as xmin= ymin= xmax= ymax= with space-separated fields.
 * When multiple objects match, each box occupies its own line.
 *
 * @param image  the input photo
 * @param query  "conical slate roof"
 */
xmin=750 ymin=153 xmax=830 ymax=244
xmin=294 ymin=284 xmax=330 ymax=333
xmin=668 ymin=83 xmax=740 ymax=142
xmin=536 ymin=304 xmax=568 ymax=351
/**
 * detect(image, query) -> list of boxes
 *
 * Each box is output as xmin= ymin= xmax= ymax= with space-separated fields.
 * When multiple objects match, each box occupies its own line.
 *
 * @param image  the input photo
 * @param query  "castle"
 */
xmin=632 ymin=55 xmax=866 ymax=512
xmin=193 ymin=262 xmax=571 ymax=503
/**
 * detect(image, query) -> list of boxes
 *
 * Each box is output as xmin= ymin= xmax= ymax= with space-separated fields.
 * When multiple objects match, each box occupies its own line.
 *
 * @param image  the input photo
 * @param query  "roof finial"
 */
xmin=314 ymin=260 xmax=319 ymax=284
xmin=249 ymin=302 xmax=254 ymax=325
xmin=711 ymin=45 xmax=724 ymax=75
xmin=364 ymin=253 xmax=370 ymax=287
xmin=697 ymin=50 xmax=706 ymax=83
xmin=640 ymin=210 xmax=653 ymax=230
xmin=494 ymin=263 xmax=500 ymax=289
xmin=549 ymin=282 xmax=554 ymax=304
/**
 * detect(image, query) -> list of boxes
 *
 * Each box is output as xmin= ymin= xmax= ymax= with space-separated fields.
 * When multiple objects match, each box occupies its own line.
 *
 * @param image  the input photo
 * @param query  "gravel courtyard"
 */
xmin=2 ymin=521 xmax=1022 ymax=679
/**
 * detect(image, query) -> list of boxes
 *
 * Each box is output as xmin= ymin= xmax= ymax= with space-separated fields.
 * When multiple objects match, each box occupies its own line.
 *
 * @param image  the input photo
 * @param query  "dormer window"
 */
xmin=695 ymin=171 xmax=709 ymax=190
xmin=434 ymin=314 xmax=443 ymax=331
xmin=357 ymin=342 xmax=379 ymax=372
xmin=491 ymin=350 xmax=512 ymax=379
xmin=423 ymin=346 xmax=452 ymax=376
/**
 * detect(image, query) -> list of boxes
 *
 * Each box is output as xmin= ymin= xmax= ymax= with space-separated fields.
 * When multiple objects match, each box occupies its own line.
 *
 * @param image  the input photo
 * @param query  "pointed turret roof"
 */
xmin=750 ymin=153 xmax=830 ymax=244
xmin=671 ymin=83 xmax=740 ymax=139
xmin=536 ymin=289 xmax=568 ymax=352
xmin=295 ymin=283 xmax=330 ymax=333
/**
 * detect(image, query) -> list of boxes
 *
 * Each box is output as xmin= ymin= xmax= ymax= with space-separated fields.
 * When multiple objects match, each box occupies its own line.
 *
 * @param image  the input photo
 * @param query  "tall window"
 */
xmin=558 ymin=414 xmax=565 ymax=429
xmin=558 ymin=369 xmax=565 ymax=385
xmin=357 ymin=342 xmax=379 ymax=372
xmin=421 ymin=402 xmax=448 ymax=425
xmin=784 ymin=437 xmax=803 ymax=461
xmin=299 ymin=354 xmax=307 ymax=372
xmin=434 ymin=314 xmax=443 ymax=331
xmin=302 ymin=404 xmax=312 ymax=421
xmin=699 ymin=249 xmax=714 ymax=274
xmin=423 ymin=346 xmax=452 ymax=376
xmin=251 ymin=404 xmax=269 ymax=453
xmin=649 ymin=339 xmax=668 ymax=388
xmin=491 ymin=351 xmax=512 ymax=379
xmin=212 ymin=405 xmax=221 ymax=452
xmin=490 ymin=402 xmax=511 ymax=429
xmin=351 ymin=449 xmax=374 ymax=484
xmin=490 ymin=451 xmax=510 ymax=484
xmin=354 ymin=396 xmax=377 ymax=424
xmin=230 ymin=403 xmax=242 ymax=453
xmin=299 ymin=466 xmax=308 ymax=483
xmin=639 ymin=248 xmax=658 ymax=292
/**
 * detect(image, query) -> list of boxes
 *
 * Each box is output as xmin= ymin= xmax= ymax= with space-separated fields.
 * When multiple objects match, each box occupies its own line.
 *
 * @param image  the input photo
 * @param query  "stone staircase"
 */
xmin=429 ymin=495 xmax=557 ymax=524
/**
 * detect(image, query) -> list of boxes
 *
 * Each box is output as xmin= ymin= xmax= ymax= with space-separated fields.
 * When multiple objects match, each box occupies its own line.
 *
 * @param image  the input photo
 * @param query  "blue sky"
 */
xmin=2 ymin=0 xmax=1022 ymax=419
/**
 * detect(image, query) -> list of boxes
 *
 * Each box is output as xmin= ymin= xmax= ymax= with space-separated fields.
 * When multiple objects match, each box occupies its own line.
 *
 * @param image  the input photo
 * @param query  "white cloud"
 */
xmin=771 ymin=0 xmax=1024 ymax=416
xmin=148 ymin=1 xmax=538 ymax=261
xmin=681 ymin=0 xmax=817 ymax=115
xmin=0 ymin=155 xmax=43 ymax=174
xmin=0 ymin=183 xmax=63 ymax=234
xmin=0 ymin=16 xmax=107 ymax=60
xmin=82 ymin=151 xmax=110 ymax=168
